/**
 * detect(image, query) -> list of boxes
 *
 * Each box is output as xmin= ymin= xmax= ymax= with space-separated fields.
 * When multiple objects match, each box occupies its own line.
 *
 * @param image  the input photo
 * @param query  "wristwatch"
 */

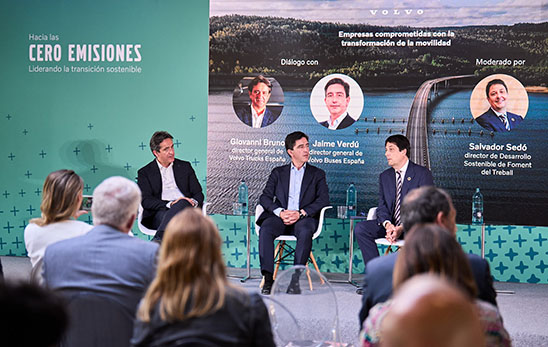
xmin=299 ymin=210 xmax=305 ymax=219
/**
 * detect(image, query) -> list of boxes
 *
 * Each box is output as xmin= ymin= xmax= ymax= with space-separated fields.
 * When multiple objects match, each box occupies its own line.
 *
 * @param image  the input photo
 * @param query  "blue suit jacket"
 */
xmin=257 ymin=163 xmax=329 ymax=225
xmin=476 ymin=108 xmax=522 ymax=132
xmin=235 ymin=105 xmax=279 ymax=128
xmin=43 ymin=225 xmax=159 ymax=316
xmin=137 ymin=158 xmax=204 ymax=229
xmin=358 ymin=251 xmax=497 ymax=327
xmin=376 ymin=161 xmax=434 ymax=225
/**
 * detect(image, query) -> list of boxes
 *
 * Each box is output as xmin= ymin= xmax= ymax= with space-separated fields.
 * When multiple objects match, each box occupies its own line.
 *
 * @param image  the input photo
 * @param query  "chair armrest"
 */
xmin=255 ymin=204 xmax=264 ymax=236
xmin=201 ymin=202 xmax=210 ymax=216
xmin=367 ymin=207 xmax=377 ymax=221
xmin=313 ymin=206 xmax=333 ymax=239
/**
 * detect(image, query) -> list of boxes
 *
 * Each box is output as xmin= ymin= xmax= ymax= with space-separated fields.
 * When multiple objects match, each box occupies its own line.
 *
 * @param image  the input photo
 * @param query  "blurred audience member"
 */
xmin=0 ymin=281 xmax=68 ymax=347
xmin=44 ymin=176 xmax=159 ymax=316
xmin=361 ymin=224 xmax=511 ymax=347
xmin=380 ymin=274 xmax=485 ymax=347
xmin=359 ymin=186 xmax=497 ymax=326
xmin=24 ymin=170 xmax=92 ymax=284
xmin=132 ymin=208 xmax=275 ymax=347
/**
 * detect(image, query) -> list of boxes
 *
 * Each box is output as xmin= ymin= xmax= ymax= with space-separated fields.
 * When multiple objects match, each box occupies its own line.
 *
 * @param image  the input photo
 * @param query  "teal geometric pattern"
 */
xmin=212 ymin=214 xmax=548 ymax=284
xmin=458 ymin=224 xmax=548 ymax=284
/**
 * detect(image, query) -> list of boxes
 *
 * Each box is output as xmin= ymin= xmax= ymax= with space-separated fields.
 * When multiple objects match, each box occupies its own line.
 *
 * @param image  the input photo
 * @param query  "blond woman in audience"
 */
xmin=24 ymin=169 xmax=91 ymax=283
xmin=132 ymin=208 xmax=275 ymax=347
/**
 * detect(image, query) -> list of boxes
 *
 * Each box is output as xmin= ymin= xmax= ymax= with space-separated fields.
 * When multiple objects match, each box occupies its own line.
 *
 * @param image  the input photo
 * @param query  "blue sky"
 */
xmin=210 ymin=0 xmax=546 ymax=27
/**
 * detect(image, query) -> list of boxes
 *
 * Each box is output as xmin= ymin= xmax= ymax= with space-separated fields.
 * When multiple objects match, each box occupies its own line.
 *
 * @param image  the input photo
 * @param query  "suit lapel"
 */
xmin=261 ymin=109 xmax=271 ymax=127
xmin=386 ymin=168 xmax=396 ymax=208
xmin=299 ymin=165 xmax=313 ymax=202
xmin=149 ymin=160 xmax=163 ymax=193
xmin=172 ymin=160 xmax=185 ymax=192
xmin=507 ymin=113 xmax=520 ymax=130
xmin=401 ymin=161 xmax=415 ymax=196
xmin=280 ymin=165 xmax=291 ymax=205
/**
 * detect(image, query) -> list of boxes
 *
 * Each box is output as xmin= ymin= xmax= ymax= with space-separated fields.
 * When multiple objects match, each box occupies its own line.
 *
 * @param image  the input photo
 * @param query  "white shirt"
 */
xmin=328 ymin=114 xmax=346 ymax=130
xmin=156 ymin=160 xmax=185 ymax=204
xmin=287 ymin=163 xmax=306 ymax=211
xmin=24 ymin=220 xmax=92 ymax=268
xmin=251 ymin=106 xmax=265 ymax=128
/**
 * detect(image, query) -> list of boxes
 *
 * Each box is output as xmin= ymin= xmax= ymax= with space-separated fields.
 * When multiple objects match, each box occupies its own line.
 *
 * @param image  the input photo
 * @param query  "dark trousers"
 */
xmin=151 ymin=200 xmax=193 ymax=241
xmin=258 ymin=215 xmax=318 ymax=275
xmin=354 ymin=220 xmax=386 ymax=267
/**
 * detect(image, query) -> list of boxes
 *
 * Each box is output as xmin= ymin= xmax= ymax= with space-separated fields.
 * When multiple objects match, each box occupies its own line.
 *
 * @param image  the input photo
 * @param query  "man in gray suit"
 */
xmin=43 ymin=176 xmax=159 ymax=316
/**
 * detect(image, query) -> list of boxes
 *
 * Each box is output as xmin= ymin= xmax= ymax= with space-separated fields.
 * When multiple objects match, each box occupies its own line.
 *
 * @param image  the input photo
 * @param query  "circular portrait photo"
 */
xmin=310 ymin=73 xmax=364 ymax=130
xmin=470 ymin=74 xmax=528 ymax=132
xmin=232 ymin=75 xmax=284 ymax=128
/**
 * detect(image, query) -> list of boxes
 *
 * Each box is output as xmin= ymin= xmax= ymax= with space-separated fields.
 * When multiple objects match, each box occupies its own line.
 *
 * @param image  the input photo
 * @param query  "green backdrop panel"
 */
xmin=0 ymin=0 xmax=210 ymax=254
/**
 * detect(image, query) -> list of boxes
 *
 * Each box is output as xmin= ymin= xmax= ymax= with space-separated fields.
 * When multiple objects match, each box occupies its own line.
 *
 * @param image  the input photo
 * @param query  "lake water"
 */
xmin=208 ymin=89 xmax=548 ymax=225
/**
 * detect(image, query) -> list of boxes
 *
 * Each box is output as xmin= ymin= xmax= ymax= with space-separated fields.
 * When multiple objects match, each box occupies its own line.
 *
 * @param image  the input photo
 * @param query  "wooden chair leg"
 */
xmin=260 ymin=277 xmax=265 ymax=289
xmin=309 ymin=251 xmax=324 ymax=285
xmin=273 ymin=241 xmax=285 ymax=281
xmin=305 ymin=266 xmax=313 ymax=291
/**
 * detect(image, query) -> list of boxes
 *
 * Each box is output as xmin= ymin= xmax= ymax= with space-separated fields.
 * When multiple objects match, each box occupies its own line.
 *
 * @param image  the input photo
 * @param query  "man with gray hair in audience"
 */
xmin=358 ymin=186 xmax=497 ymax=327
xmin=43 ymin=176 xmax=159 ymax=316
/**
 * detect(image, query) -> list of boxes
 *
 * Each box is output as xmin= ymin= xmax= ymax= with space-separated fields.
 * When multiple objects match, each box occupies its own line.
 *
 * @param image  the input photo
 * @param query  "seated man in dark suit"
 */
xmin=257 ymin=131 xmax=329 ymax=295
xmin=476 ymin=78 xmax=523 ymax=132
xmin=44 ymin=176 xmax=159 ymax=317
xmin=234 ymin=75 xmax=280 ymax=128
xmin=355 ymin=134 xmax=433 ymax=286
xmin=320 ymin=77 xmax=356 ymax=130
xmin=358 ymin=186 xmax=497 ymax=328
xmin=137 ymin=131 xmax=204 ymax=241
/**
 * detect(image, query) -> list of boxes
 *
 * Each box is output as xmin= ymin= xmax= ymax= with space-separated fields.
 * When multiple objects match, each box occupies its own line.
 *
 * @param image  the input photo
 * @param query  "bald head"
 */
xmin=401 ymin=186 xmax=456 ymax=234
xmin=380 ymin=274 xmax=485 ymax=347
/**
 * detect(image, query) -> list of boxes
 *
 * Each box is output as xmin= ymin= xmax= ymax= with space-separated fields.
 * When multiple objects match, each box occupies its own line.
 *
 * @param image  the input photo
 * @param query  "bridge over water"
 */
xmin=406 ymin=75 xmax=474 ymax=168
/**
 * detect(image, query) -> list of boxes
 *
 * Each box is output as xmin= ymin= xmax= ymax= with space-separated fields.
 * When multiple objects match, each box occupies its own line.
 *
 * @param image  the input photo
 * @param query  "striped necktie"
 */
xmin=498 ymin=114 xmax=510 ymax=131
xmin=394 ymin=170 xmax=402 ymax=226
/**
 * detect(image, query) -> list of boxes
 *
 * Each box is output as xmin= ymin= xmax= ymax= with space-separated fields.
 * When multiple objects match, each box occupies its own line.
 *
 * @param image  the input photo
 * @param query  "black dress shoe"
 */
xmin=286 ymin=273 xmax=301 ymax=295
xmin=151 ymin=230 xmax=164 ymax=244
xmin=356 ymin=287 xmax=363 ymax=295
xmin=261 ymin=281 xmax=273 ymax=295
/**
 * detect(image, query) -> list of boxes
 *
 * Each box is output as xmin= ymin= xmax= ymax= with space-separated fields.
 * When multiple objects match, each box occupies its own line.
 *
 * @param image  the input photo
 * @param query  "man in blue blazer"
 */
xmin=358 ymin=186 xmax=497 ymax=327
xmin=234 ymin=75 xmax=280 ymax=128
xmin=137 ymin=131 xmax=204 ymax=241
xmin=43 ymin=176 xmax=159 ymax=317
xmin=257 ymin=131 xmax=329 ymax=294
xmin=476 ymin=78 xmax=523 ymax=132
xmin=355 ymin=135 xmax=434 ymax=272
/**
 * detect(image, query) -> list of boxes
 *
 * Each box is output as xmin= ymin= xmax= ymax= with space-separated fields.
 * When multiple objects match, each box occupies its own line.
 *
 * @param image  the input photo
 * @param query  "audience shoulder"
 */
xmin=368 ymin=251 xmax=397 ymax=272
xmin=129 ymin=234 xmax=159 ymax=252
